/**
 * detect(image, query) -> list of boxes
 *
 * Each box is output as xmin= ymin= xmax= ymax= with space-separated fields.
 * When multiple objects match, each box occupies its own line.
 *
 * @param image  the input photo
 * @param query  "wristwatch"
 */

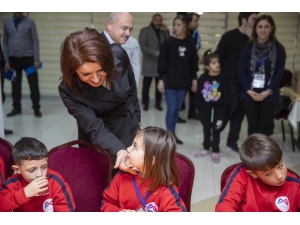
xmin=266 ymin=89 xmax=273 ymax=95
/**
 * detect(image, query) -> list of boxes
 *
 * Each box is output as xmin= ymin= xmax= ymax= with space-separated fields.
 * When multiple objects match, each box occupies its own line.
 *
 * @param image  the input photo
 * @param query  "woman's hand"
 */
xmin=119 ymin=158 xmax=139 ymax=175
xmin=114 ymin=149 xmax=128 ymax=170
xmin=157 ymin=80 xmax=164 ymax=93
xmin=246 ymin=90 xmax=260 ymax=101
xmin=258 ymin=91 xmax=270 ymax=101
xmin=115 ymin=150 xmax=138 ymax=175
xmin=191 ymin=79 xmax=197 ymax=92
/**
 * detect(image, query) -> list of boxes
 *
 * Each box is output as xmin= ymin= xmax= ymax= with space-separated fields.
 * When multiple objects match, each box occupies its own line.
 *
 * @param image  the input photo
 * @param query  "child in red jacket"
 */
xmin=0 ymin=137 xmax=76 ymax=212
xmin=101 ymin=126 xmax=186 ymax=212
xmin=215 ymin=133 xmax=300 ymax=212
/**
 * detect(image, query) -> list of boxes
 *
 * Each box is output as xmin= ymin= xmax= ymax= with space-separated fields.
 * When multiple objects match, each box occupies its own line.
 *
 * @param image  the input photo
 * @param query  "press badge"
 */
xmin=252 ymin=73 xmax=265 ymax=88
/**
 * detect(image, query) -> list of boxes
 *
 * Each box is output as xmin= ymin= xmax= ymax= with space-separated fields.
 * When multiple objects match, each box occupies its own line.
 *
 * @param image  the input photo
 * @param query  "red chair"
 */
xmin=0 ymin=137 xmax=14 ymax=181
xmin=220 ymin=162 xmax=300 ymax=191
xmin=275 ymin=69 xmax=295 ymax=152
xmin=48 ymin=140 xmax=113 ymax=212
xmin=175 ymin=152 xmax=195 ymax=212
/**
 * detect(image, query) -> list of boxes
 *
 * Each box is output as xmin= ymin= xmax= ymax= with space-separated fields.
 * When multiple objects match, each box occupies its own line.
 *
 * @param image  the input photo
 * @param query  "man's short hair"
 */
xmin=152 ymin=13 xmax=162 ymax=20
xmin=239 ymin=134 xmax=283 ymax=172
xmin=106 ymin=12 xmax=132 ymax=24
xmin=12 ymin=137 xmax=48 ymax=165
xmin=238 ymin=12 xmax=259 ymax=26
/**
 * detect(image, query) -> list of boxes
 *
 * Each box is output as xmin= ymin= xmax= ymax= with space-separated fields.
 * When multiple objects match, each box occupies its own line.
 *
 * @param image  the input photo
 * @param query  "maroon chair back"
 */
xmin=279 ymin=69 xmax=292 ymax=88
xmin=175 ymin=152 xmax=195 ymax=212
xmin=220 ymin=162 xmax=242 ymax=191
xmin=0 ymin=137 xmax=14 ymax=180
xmin=48 ymin=140 xmax=113 ymax=212
xmin=220 ymin=162 xmax=300 ymax=191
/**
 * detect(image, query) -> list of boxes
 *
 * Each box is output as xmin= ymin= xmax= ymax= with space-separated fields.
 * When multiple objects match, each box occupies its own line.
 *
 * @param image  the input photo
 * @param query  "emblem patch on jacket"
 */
xmin=43 ymin=198 xmax=54 ymax=212
xmin=145 ymin=202 xmax=158 ymax=212
xmin=275 ymin=196 xmax=289 ymax=212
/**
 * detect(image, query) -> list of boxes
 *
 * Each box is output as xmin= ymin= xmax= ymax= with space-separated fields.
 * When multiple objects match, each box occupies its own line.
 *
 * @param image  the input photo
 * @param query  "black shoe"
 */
xmin=34 ymin=109 xmax=42 ymax=118
xmin=177 ymin=116 xmax=186 ymax=123
xmin=174 ymin=134 xmax=183 ymax=144
xmin=188 ymin=113 xmax=198 ymax=120
xmin=4 ymin=129 xmax=13 ymax=135
xmin=6 ymin=108 xmax=22 ymax=117
xmin=155 ymin=105 xmax=163 ymax=111
xmin=227 ymin=144 xmax=239 ymax=152
xmin=143 ymin=105 xmax=148 ymax=111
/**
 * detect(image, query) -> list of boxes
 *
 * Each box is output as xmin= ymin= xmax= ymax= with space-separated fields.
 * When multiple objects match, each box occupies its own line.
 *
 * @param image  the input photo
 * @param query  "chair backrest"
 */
xmin=175 ymin=152 xmax=195 ymax=212
xmin=0 ymin=137 xmax=14 ymax=180
xmin=220 ymin=162 xmax=242 ymax=191
xmin=279 ymin=69 xmax=293 ymax=88
xmin=220 ymin=162 xmax=300 ymax=191
xmin=48 ymin=140 xmax=113 ymax=212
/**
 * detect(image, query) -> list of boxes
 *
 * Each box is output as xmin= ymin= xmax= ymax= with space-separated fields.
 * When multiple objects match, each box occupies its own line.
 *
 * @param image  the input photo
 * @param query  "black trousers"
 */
xmin=221 ymin=80 xmax=245 ymax=145
xmin=198 ymin=108 xmax=223 ymax=153
xmin=242 ymin=100 xmax=277 ymax=136
xmin=141 ymin=76 xmax=162 ymax=107
xmin=9 ymin=57 xmax=40 ymax=110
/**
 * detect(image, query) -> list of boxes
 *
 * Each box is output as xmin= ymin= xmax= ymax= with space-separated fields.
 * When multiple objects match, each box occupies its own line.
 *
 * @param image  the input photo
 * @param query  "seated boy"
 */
xmin=215 ymin=133 xmax=300 ymax=212
xmin=0 ymin=137 xmax=76 ymax=212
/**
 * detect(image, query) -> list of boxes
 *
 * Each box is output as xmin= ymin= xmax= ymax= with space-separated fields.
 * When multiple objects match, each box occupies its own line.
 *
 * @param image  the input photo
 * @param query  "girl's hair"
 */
xmin=172 ymin=15 xmax=190 ymax=37
xmin=60 ymin=27 xmax=116 ymax=93
xmin=202 ymin=49 xmax=219 ymax=73
xmin=137 ymin=126 xmax=179 ymax=191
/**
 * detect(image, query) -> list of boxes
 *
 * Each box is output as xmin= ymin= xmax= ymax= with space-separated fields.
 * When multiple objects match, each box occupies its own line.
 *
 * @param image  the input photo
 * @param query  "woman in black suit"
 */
xmin=58 ymin=28 xmax=141 ymax=174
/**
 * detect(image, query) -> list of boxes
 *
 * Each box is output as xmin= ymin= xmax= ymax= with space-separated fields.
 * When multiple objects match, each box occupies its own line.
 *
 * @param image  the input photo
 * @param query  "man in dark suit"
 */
xmin=139 ymin=13 xmax=170 ymax=111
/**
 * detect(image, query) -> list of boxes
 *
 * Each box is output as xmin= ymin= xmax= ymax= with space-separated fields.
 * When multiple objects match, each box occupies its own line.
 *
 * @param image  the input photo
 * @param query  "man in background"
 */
xmin=214 ymin=12 xmax=259 ymax=152
xmin=139 ymin=13 xmax=170 ymax=111
xmin=3 ymin=12 xmax=42 ymax=118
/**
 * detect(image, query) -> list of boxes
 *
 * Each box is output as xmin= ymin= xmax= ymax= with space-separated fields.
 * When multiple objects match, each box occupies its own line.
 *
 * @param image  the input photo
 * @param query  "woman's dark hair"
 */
xmin=137 ymin=126 xmax=179 ymax=191
xmin=12 ymin=137 xmax=48 ymax=165
xmin=250 ymin=14 xmax=278 ymax=44
xmin=60 ymin=27 xmax=116 ymax=93
xmin=173 ymin=15 xmax=190 ymax=37
xmin=203 ymin=49 xmax=219 ymax=73
xmin=249 ymin=14 xmax=286 ymax=58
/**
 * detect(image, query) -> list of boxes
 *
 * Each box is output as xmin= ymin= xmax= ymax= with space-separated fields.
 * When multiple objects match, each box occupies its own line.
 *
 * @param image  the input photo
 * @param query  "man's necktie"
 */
xmin=14 ymin=19 xmax=19 ymax=29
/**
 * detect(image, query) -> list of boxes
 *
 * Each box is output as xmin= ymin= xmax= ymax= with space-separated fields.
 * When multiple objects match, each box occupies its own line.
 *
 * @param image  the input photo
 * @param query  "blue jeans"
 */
xmin=164 ymin=89 xmax=186 ymax=133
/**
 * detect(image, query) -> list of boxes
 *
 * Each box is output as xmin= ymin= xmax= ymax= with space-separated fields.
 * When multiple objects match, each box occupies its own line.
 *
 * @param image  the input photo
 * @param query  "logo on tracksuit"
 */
xmin=43 ymin=198 xmax=54 ymax=212
xmin=275 ymin=196 xmax=289 ymax=212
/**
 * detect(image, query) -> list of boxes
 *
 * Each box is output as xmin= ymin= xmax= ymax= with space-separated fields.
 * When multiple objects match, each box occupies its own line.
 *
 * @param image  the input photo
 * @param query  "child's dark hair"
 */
xmin=239 ymin=134 xmax=283 ymax=172
xmin=136 ymin=126 xmax=179 ymax=191
xmin=12 ymin=137 xmax=48 ymax=165
xmin=203 ymin=49 xmax=219 ymax=73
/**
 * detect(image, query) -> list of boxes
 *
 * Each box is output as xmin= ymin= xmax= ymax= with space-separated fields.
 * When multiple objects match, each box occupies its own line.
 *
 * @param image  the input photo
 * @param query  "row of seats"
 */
xmin=0 ymin=137 xmax=195 ymax=212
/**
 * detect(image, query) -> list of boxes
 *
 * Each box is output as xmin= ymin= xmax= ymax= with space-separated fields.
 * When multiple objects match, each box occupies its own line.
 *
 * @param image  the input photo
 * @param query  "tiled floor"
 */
xmin=2 ymin=91 xmax=300 ymax=206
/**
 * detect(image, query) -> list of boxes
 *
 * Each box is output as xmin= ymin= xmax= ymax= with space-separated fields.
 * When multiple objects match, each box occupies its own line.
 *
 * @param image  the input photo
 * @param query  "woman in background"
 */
xmin=238 ymin=14 xmax=286 ymax=136
xmin=157 ymin=15 xmax=198 ymax=144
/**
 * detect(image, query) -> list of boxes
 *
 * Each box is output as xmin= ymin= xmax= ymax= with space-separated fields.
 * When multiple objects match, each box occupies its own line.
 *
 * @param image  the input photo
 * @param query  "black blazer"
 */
xmin=58 ymin=40 xmax=141 ymax=162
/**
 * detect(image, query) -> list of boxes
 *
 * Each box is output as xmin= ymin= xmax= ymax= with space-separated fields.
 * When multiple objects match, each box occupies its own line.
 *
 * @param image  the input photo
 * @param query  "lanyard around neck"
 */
xmin=132 ymin=175 xmax=151 ymax=207
xmin=256 ymin=51 xmax=269 ymax=70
